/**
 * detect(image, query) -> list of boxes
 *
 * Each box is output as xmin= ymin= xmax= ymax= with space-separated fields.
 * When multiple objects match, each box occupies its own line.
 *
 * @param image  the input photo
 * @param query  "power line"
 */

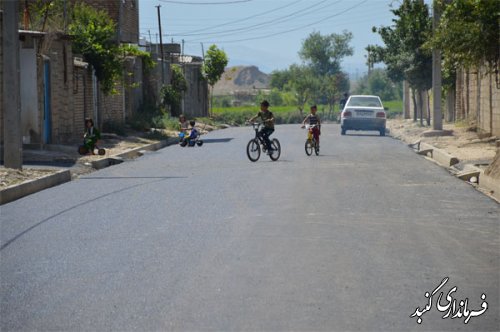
xmin=158 ymin=0 xmax=252 ymax=4
xmin=185 ymin=0 xmax=369 ymax=44
xmin=172 ymin=0 xmax=303 ymax=36
xmin=172 ymin=0 xmax=335 ymax=38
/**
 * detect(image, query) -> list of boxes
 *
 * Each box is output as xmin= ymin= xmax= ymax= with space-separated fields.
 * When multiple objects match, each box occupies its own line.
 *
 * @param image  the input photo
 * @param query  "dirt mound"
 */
xmin=213 ymin=66 xmax=269 ymax=96
xmin=485 ymin=150 xmax=500 ymax=179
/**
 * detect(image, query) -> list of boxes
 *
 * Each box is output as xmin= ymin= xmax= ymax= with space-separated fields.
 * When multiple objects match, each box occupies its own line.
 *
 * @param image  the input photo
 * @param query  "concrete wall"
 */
xmin=456 ymin=67 xmax=500 ymax=136
xmin=124 ymin=56 xmax=143 ymax=121
xmin=183 ymin=62 xmax=208 ymax=118
xmin=20 ymin=39 xmax=39 ymax=143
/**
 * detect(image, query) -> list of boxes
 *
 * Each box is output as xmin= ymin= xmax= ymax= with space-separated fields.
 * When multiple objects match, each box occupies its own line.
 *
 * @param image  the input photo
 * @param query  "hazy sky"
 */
xmin=139 ymin=0 xmax=410 ymax=75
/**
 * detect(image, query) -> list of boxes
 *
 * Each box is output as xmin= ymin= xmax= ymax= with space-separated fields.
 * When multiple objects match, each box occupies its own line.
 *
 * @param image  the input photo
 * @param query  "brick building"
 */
xmin=145 ymin=45 xmax=209 ymax=118
xmin=1 ymin=0 xmax=207 ymax=152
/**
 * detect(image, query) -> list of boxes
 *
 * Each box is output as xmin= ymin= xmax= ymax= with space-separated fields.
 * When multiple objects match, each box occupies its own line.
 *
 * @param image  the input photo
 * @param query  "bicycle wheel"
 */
xmin=305 ymin=139 xmax=313 ymax=156
xmin=78 ymin=145 xmax=88 ymax=155
xmin=246 ymin=139 xmax=261 ymax=162
xmin=269 ymin=138 xmax=281 ymax=161
xmin=314 ymin=139 xmax=319 ymax=156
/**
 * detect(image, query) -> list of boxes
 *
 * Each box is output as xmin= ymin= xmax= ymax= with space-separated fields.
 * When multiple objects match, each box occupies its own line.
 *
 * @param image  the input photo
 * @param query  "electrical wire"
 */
xmin=185 ymin=0 xmax=369 ymax=44
xmin=171 ymin=0 xmax=304 ymax=36
xmin=171 ymin=0 xmax=336 ymax=37
xmin=158 ymin=0 xmax=252 ymax=4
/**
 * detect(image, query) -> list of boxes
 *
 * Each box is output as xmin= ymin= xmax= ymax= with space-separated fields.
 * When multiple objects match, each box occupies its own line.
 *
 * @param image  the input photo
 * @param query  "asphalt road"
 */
xmin=1 ymin=124 xmax=499 ymax=331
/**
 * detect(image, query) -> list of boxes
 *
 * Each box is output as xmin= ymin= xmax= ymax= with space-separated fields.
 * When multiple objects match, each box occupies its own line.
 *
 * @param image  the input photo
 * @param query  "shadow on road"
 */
xmin=80 ymin=176 xmax=185 ymax=180
xmin=0 ymin=176 xmax=185 ymax=251
xmin=342 ymin=133 xmax=386 ymax=137
xmin=201 ymin=138 xmax=234 ymax=144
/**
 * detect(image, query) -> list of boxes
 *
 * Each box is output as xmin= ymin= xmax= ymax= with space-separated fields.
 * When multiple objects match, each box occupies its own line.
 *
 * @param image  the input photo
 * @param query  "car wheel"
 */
xmin=341 ymin=128 xmax=346 ymax=135
xmin=379 ymin=129 xmax=385 ymax=136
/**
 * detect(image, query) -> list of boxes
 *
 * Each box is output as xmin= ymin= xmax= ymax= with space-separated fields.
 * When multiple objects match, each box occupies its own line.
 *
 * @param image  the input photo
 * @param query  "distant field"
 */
xmin=211 ymin=100 xmax=403 ymax=125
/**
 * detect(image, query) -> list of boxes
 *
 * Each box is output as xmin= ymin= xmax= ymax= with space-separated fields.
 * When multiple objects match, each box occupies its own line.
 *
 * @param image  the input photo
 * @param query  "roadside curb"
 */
xmin=91 ymin=139 xmax=173 ymax=169
xmin=0 ymin=169 xmax=71 ymax=205
xmin=1 ymin=138 xmax=176 ymax=205
xmin=409 ymin=140 xmax=499 ymax=203
xmin=418 ymin=142 xmax=459 ymax=167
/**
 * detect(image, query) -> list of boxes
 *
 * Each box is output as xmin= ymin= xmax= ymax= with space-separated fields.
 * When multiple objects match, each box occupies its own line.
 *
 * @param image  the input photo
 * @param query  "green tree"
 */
xmin=355 ymin=69 xmax=401 ymax=101
xmin=299 ymin=31 xmax=354 ymax=76
xmin=69 ymin=3 xmax=123 ymax=95
xmin=429 ymin=0 xmax=499 ymax=74
xmin=203 ymin=45 xmax=229 ymax=116
xmin=27 ymin=0 xmax=66 ymax=32
xmin=30 ymin=2 xmax=153 ymax=96
xmin=269 ymin=69 xmax=293 ymax=90
xmin=370 ymin=0 xmax=433 ymax=124
xmin=320 ymin=72 xmax=350 ymax=120
xmin=161 ymin=65 xmax=187 ymax=116
xmin=285 ymin=64 xmax=319 ymax=116
xmin=299 ymin=31 xmax=353 ymax=116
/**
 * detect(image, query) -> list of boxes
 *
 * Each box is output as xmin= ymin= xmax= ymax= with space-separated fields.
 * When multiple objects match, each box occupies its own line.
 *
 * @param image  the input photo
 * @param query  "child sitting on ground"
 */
xmin=83 ymin=118 xmax=101 ymax=154
xmin=187 ymin=120 xmax=199 ymax=146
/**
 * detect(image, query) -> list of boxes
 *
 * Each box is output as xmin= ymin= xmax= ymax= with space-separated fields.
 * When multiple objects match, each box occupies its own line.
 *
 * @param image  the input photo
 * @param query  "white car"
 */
xmin=340 ymin=95 xmax=387 ymax=136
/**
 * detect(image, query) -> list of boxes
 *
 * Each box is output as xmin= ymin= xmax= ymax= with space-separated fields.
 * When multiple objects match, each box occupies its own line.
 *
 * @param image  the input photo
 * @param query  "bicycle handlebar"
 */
xmin=303 ymin=124 xmax=320 ymax=129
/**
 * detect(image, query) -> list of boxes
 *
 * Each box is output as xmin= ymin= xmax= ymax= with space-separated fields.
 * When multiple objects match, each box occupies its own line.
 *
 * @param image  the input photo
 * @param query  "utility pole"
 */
xmin=156 ymin=5 xmax=165 ymax=84
xmin=432 ymin=0 xmax=443 ymax=130
xmin=3 ymin=0 xmax=23 ymax=169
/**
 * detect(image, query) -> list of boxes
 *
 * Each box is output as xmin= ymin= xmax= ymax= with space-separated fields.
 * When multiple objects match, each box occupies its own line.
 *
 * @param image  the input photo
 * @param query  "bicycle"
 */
xmin=303 ymin=124 xmax=320 ymax=156
xmin=179 ymin=131 xmax=203 ymax=147
xmin=246 ymin=122 xmax=281 ymax=162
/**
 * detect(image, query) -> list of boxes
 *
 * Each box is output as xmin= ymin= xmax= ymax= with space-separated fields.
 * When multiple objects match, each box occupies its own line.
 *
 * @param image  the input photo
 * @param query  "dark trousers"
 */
xmin=259 ymin=127 xmax=274 ymax=150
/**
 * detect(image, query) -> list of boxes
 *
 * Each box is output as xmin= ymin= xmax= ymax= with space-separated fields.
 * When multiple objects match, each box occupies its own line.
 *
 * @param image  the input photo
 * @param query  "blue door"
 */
xmin=43 ymin=60 xmax=52 ymax=144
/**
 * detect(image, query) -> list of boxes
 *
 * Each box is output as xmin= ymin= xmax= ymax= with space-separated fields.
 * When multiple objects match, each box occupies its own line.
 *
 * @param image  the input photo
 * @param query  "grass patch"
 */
xmin=212 ymin=104 xmax=346 ymax=125
xmin=383 ymin=100 xmax=403 ymax=118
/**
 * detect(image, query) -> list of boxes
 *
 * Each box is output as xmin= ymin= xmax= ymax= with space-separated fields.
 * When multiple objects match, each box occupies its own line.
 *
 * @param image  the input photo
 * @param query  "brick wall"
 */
xmin=456 ymin=67 xmax=500 ymax=136
xmin=77 ymin=0 xmax=138 ymax=44
xmin=41 ymin=35 xmax=99 ymax=144
xmin=120 ymin=0 xmax=139 ymax=44
xmin=72 ymin=66 xmax=94 ymax=136
xmin=99 ymin=82 xmax=125 ymax=127
xmin=47 ymin=37 xmax=80 ymax=143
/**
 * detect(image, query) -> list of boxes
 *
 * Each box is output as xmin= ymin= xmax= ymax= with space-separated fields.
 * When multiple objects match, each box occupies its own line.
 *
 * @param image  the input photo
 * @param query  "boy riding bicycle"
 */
xmin=248 ymin=100 xmax=275 ymax=154
xmin=301 ymin=105 xmax=321 ymax=149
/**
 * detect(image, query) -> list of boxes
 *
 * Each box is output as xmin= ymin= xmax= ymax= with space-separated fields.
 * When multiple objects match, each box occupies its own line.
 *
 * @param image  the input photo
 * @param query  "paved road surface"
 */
xmin=1 ymin=124 xmax=499 ymax=331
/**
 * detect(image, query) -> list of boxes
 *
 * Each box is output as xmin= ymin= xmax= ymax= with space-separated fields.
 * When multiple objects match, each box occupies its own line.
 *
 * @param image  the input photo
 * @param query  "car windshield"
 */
xmin=347 ymin=96 xmax=382 ymax=108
